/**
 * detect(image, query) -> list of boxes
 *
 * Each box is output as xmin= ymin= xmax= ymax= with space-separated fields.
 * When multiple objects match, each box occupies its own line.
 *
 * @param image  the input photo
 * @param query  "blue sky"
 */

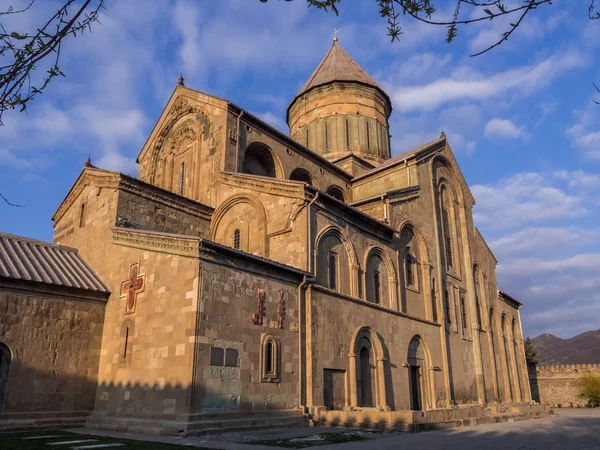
xmin=1 ymin=0 xmax=599 ymax=339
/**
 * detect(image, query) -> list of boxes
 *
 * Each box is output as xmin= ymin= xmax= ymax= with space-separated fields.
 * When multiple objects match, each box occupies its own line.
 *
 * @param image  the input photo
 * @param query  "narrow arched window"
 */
xmin=476 ymin=297 xmax=482 ymax=329
xmin=123 ymin=327 xmax=130 ymax=360
xmin=461 ymin=296 xmax=468 ymax=330
xmin=442 ymin=209 xmax=453 ymax=268
xmin=366 ymin=120 xmax=371 ymax=150
xmin=373 ymin=270 xmax=381 ymax=304
xmin=328 ymin=251 xmax=337 ymax=290
xmin=266 ymin=341 xmax=273 ymax=373
xmin=406 ymin=254 xmax=414 ymax=287
xmin=261 ymin=334 xmax=280 ymax=383
xmin=345 ymin=119 xmax=350 ymax=148
xmin=445 ymin=289 xmax=451 ymax=323
xmin=233 ymin=229 xmax=241 ymax=250
xmin=305 ymin=127 xmax=309 ymax=148
xmin=79 ymin=203 xmax=86 ymax=228
xmin=179 ymin=162 xmax=185 ymax=195
xmin=325 ymin=122 xmax=329 ymax=149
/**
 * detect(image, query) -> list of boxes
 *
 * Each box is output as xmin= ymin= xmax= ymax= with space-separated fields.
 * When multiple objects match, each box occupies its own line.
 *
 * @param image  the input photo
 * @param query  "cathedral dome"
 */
xmin=287 ymin=39 xmax=392 ymax=166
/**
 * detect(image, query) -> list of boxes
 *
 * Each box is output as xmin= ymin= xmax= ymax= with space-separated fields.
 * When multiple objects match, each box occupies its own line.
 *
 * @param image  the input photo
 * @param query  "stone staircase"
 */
xmin=0 ymin=411 xmax=90 ymax=433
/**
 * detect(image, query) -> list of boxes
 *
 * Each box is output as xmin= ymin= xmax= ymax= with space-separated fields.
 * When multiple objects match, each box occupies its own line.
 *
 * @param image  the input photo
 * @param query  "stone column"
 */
xmin=351 ymin=265 xmax=360 ymax=298
xmin=348 ymin=353 xmax=358 ymax=408
xmin=376 ymin=357 xmax=388 ymax=409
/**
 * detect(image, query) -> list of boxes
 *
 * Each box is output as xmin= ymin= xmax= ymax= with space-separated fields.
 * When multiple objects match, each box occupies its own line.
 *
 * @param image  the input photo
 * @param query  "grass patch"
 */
xmin=0 ymin=430 xmax=212 ymax=450
xmin=250 ymin=431 xmax=381 ymax=448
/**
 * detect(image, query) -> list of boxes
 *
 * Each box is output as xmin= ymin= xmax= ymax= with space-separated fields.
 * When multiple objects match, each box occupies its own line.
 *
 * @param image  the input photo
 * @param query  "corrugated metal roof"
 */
xmin=0 ymin=232 xmax=109 ymax=294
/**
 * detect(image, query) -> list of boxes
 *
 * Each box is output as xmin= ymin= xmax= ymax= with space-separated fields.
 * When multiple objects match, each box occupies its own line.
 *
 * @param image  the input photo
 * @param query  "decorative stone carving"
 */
xmin=251 ymin=288 xmax=266 ymax=325
xmin=120 ymin=262 xmax=145 ymax=314
xmin=277 ymin=290 xmax=285 ymax=329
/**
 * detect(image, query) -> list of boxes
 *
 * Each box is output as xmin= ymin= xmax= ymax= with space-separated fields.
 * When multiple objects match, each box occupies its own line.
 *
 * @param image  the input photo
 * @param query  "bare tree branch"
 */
xmin=0 ymin=192 xmax=25 ymax=207
xmin=594 ymin=83 xmax=600 ymax=105
xmin=0 ymin=0 xmax=105 ymax=124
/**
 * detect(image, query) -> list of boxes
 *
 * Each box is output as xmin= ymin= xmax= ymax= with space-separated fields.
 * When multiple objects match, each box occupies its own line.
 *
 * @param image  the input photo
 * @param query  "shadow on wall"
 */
xmin=528 ymin=364 xmax=541 ymax=403
xmin=0 ymin=361 xmax=299 ymax=420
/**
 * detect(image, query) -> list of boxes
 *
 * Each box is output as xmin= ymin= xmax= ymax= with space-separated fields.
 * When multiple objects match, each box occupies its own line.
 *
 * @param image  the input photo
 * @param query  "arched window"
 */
xmin=445 ymin=289 xmax=451 ymax=323
xmin=325 ymin=122 xmax=329 ymax=150
xmin=305 ymin=127 xmax=310 ymax=148
xmin=179 ymin=161 xmax=185 ymax=195
xmin=366 ymin=120 xmax=371 ymax=150
xmin=328 ymin=251 xmax=337 ymax=290
xmin=119 ymin=320 xmax=134 ymax=368
xmin=233 ymin=229 xmax=241 ymax=250
xmin=405 ymin=253 xmax=414 ymax=287
xmin=345 ymin=119 xmax=350 ymax=148
xmin=373 ymin=270 xmax=381 ymax=304
xmin=317 ymin=231 xmax=350 ymax=294
xmin=289 ymin=168 xmax=313 ymax=186
xmin=431 ymin=278 xmax=438 ymax=322
xmin=473 ymin=266 xmax=483 ymax=329
xmin=326 ymin=186 xmax=345 ymax=202
xmin=0 ymin=343 xmax=11 ymax=413
xmin=241 ymin=143 xmax=277 ymax=178
xmin=442 ymin=209 xmax=453 ymax=268
xmin=260 ymin=334 xmax=280 ymax=383
xmin=79 ymin=203 xmax=86 ymax=228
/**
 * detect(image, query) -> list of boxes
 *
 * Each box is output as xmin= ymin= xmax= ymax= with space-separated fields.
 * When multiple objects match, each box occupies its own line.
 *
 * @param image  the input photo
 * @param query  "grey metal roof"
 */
xmin=0 ymin=232 xmax=109 ymax=294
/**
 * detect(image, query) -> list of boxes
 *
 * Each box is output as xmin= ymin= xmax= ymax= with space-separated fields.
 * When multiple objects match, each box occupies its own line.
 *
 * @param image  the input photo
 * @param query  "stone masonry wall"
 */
xmin=530 ymin=363 xmax=600 ymax=407
xmin=0 ymin=289 xmax=105 ymax=413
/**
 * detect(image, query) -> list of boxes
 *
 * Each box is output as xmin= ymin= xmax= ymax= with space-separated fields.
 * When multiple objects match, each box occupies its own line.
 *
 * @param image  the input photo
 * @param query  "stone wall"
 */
xmin=530 ymin=363 xmax=600 ymax=407
xmin=0 ymin=288 xmax=105 ymax=414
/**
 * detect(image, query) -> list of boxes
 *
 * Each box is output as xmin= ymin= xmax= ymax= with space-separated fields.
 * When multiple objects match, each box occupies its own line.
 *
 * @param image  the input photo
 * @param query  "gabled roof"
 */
xmin=289 ymin=39 xmax=390 ymax=108
xmin=0 ymin=232 xmax=109 ymax=294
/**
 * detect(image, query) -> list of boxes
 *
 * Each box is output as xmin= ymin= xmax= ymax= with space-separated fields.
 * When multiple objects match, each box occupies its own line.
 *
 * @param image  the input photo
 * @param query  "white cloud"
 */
xmin=568 ymin=171 xmax=600 ymax=189
xmin=490 ymin=227 xmax=599 ymax=259
xmin=389 ymin=50 xmax=586 ymax=112
xmin=484 ymin=118 xmax=529 ymax=140
xmin=253 ymin=111 xmax=288 ymax=134
xmin=566 ymin=102 xmax=600 ymax=160
xmin=472 ymin=172 xmax=589 ymax=230
xmin=96 ymin=152 xmax=137 ymax=175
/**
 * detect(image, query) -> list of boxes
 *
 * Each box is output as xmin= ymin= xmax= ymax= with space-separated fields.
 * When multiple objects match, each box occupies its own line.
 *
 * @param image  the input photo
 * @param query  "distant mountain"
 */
xmin=531 ymin=330 xmax=600 ymax=365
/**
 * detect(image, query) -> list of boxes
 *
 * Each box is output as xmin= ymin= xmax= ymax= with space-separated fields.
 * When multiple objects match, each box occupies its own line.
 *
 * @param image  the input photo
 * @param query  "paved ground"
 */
xmin=316 ymin=408 xmax=600 ymax=450
xmin=69 ymin=408 xmax=600 ymax=449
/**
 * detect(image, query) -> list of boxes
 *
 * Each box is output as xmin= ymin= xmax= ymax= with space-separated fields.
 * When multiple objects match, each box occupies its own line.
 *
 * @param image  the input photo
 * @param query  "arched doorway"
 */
xmin=408 ymin=338 xmax=425 ymax=410
xmin=0 ymin=343 xmax=11 ymax=413
xmin=241 ymin=143 xmax=277 ymax=177
xmin=289 ymin=168 xmax=313 ymax=186
xmin=358 ymin=343 xmax=374 ymax=407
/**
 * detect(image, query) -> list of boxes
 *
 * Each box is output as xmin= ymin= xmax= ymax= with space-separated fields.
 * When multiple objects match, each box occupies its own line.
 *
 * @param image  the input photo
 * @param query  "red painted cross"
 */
xmin=121 ymin=264 xmax=144 ymax=311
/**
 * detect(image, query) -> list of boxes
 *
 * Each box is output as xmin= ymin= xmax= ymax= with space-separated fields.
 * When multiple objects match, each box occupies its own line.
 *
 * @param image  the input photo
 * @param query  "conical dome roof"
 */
xmin=290 ymin=39 xmax=388 ymax=107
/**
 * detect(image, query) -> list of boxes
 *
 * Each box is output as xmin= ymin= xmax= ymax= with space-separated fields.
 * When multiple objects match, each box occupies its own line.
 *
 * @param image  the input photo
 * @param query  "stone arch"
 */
xmin=148 ymin=104 xmax=210 ymax=186
xmin=325 ymin=185 xmax=345 ymax=202
xmin=348 ymin=326 xmax=388 ymax=409
xmin=431 ymin=154 xmax=467 ymax=206
xmin=0 ymin=342 xmax=12 ymax=413
xmin=241 ymin=142 xmax=283 ymax=178
xmin=362 ymin=246 xmax=398 ymax=309
xmin=407 ymin=336 xmax=435 ymax=410
xmin=398 ymin=221 xmax=434 ymax=319
xmin=211 ymin=194 xmax=268 ymax=256
xmin=289 ymin=167 xmax=316 ymax=187
xmin=314 ymin=226 xmax=359 ymax=297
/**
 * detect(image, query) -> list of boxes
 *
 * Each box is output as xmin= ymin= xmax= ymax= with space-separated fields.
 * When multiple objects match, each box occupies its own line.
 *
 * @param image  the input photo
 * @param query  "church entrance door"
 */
xmin=358 ymin=346 xmax=373 ymax=407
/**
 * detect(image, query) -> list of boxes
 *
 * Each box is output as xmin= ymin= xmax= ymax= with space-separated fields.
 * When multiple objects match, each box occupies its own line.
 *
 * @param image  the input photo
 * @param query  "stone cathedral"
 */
xmin=0 ymin=39 xmax=544 ymax=434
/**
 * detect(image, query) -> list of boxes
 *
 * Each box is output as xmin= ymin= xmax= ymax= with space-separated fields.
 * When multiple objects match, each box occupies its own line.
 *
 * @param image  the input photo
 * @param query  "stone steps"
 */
xmin=187 ymin=415 xmax=309 ymax=436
